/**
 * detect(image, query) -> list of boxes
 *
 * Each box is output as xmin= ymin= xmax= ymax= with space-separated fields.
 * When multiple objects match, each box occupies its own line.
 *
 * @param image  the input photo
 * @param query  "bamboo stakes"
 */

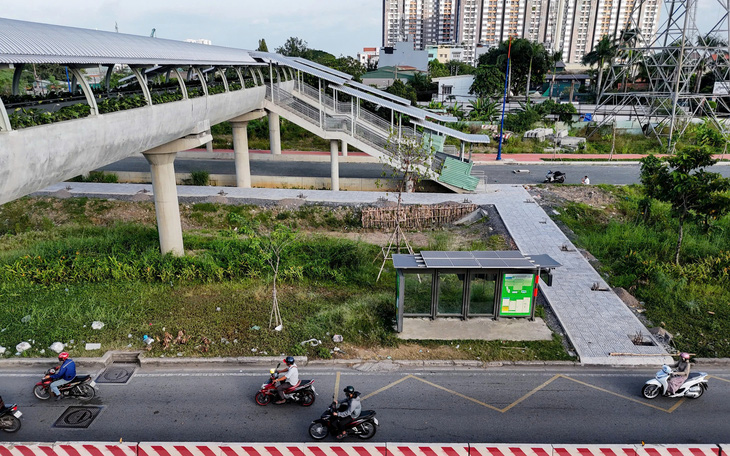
xmin=362 ymin=204 xmax=478 ymax=229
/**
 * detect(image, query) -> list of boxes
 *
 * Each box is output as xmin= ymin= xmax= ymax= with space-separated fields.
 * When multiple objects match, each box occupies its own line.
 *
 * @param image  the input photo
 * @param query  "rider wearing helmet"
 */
xmin=333 ymin=385 xmax=361 ymax=439
xmin=274 ymin=356 xmax=299 ymax=404
xmin=667 ymin=352 xmax=691 ymax=394
xmin=49 ymin=352 xmax=76 ymax=400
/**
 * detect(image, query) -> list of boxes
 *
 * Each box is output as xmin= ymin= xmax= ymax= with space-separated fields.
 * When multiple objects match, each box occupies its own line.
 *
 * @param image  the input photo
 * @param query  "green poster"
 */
xmin=500 ymin=272 xmax=535 ymax=317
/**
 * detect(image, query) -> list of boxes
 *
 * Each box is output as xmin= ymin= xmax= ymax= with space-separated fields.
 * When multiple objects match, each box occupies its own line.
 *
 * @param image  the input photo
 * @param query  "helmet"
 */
xmin=680 ymin=352 xmax=690 ymax=360
xmin=284 ymin=356 xmax=295 ymax=365
xmin=58 ymin=352 xmax=69 ymax=361
xmin=343 ymin=385 xmax=355 ymax=395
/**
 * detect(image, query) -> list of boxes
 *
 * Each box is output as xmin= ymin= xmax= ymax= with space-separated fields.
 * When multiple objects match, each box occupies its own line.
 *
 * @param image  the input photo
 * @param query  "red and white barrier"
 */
xmin=635 ymin=445 xmax=720 ymax=456
xmin=1 ymin=443 xmax=725 ymax=456
xmin=387 ymin=443 xmax=469 ymax=456
xmin=470 ymin=444 xmax=553 ymax=456
xmin=552 ymin=446 xmax=637 ymax=456
xmin=0 ymin=444 xmax=136 ymax=456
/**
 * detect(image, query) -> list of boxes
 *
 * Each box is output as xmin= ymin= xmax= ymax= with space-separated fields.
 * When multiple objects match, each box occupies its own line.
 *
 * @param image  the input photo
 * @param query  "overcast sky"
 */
xmin=2 ymin=0 xmax=382 ymax=58
xmin=1 ymin=1 xmax=726 ymax=58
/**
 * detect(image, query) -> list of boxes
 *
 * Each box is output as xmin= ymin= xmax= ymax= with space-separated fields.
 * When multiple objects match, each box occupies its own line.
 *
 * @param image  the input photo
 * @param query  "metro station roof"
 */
xmin=0 ymin=18 xmax=259 ymax=66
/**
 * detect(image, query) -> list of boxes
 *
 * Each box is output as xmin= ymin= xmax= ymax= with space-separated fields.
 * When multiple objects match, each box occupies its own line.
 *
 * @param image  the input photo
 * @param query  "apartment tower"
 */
xmin=382 ymin=0 xmax=663 ymax=64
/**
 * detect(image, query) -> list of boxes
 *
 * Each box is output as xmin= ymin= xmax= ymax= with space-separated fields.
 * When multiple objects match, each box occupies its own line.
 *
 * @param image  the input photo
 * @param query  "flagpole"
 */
xmin=496 ymin=37 xmax=512 ymax=161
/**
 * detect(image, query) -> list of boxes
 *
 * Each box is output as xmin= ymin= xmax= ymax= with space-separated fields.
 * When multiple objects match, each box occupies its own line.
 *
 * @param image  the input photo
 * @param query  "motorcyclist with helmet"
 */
xmin=49 ymin=352 xmax=75 ymax=400
xmin=667 ymin=352 xmax=691 ymax=394
xmin=333 ymin=385 xmax=361 ymax=439
xmin=274 ymin=356 xmax=299 ymax=404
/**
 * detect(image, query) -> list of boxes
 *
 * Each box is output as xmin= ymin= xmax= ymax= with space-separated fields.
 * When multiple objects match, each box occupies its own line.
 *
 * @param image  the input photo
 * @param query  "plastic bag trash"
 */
xmin=21 ymin=315 xmax=31 ymax=323
xmin=143 ymin=335 xmax=154 ymax=345
xmin=250 ymin=326 xmax=260 ymax=331
xmin=274 ymin=324 xmax=283 ymax=331
xmin=16 ymin=341 xmax=31 ymax=353
xmin=216 ymin=307 xmax=221 ymax=312
xmin=85 ymin=343 xmax=101 ymax=350
xmin=91 ymin=321 xmax=105 ymax=330
xmin=332 ymin=334 xmax=343 ymax=343
xmin=49 ymin=342 xmax=65 ymax=353
xmin=0 ymin=346 xmax=5 ymax=355
xmin=300 ymin=338 xmax=321 ymax=347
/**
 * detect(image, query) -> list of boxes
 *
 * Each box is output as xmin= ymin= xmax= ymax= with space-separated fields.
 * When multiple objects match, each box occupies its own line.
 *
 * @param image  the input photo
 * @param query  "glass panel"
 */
xmin=469 ymin=272 xmax=496 ymax=315
xmin=438 ymin=272 xmax=465 ymax=315
xmin=404 ymin=273 xmax=433 ymax=315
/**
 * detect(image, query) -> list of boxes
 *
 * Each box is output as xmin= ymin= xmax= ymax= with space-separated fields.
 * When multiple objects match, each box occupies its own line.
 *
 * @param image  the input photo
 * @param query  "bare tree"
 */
xmin=255 ymin=224 xmax=299 ymax=329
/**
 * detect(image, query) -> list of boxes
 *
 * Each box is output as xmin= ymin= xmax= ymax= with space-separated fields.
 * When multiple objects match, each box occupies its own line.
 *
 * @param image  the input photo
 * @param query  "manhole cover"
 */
xmin=96 ymin=364 xmax=136 ymax=383
xmin=54 ymin=406 xmax=103 ymax=428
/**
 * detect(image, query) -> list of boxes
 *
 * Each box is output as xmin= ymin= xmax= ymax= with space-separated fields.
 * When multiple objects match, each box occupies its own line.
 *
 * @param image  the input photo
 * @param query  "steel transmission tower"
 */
xmin=591 ymin=0 xmax=730 ymax=151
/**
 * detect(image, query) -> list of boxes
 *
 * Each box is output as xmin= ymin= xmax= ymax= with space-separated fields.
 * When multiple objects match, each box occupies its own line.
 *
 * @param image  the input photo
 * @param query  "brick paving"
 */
xmin=35 ymin=182 xmax=671 ymax=366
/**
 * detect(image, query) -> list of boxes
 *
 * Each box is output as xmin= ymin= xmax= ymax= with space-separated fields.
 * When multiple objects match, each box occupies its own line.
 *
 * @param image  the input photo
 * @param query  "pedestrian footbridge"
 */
xmin=0 ymin=18 xmax=489 ymax=254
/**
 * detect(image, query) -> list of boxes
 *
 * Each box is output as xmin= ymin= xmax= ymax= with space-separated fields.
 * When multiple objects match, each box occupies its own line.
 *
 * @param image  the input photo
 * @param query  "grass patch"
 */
xmin=554 ymin=185 xmax=730 ymax=357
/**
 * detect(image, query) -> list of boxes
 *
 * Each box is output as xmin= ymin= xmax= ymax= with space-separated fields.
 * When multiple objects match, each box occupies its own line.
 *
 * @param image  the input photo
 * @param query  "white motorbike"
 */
xmin=641 ymin=365 xmax=708 ymax=399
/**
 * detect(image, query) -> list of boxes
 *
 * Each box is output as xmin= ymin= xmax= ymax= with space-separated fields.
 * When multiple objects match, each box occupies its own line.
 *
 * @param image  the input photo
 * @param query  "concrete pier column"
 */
xmin=330 ymin=140 xmax=339 ymax=192
xmin=143 ymin=132 xmax=212 ymax=256
xmin=231 ymin=121 xmax=250 ymax=188
xmin=143 ymin=150 xmax=184 ymax=256
xmin=268 ymin=111 xmax=281 ymax=155
xmin=230 ymin=110 xmax=266 ymax=188
xmin=206 ymin=141 xmax=213 ymax=153
xmin=341 ymin=140 xmax=348 ymax=157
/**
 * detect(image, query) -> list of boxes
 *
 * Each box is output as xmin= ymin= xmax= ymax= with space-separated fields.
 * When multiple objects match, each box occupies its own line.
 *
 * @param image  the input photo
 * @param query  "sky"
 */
xmin=1 ymin=0 xmax=726 ymax=58
xmin=2 ymin=0 xmax=382 ymax=58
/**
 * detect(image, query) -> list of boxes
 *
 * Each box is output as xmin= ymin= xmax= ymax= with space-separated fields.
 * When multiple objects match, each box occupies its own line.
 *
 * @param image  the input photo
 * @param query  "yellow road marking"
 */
xmin=559 ymin=375 xmax=678 ymax=413
xmin=333 ymin=371 xmax=341 ymax=402
xmin=361 ymin=374 xmax=415 ymax=400
xmin=501 ymin=374 xmax=562 ymax=412
xmin=410 ymin=375 xmax=503 ymax=412
xmin=709 ymin=375 xmax=730 ymax=383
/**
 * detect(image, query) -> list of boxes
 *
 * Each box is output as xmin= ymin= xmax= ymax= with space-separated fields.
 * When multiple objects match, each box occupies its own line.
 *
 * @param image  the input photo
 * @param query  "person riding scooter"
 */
xmin=49 ymin=352 xmax=76 ymax=400
xmin=667 ymin=352 xmax=691 ymax=394
xmin=333 ymin=385 xmax=361 ymax=439
xmin=274 ymin=356 xmax=299 ymax=404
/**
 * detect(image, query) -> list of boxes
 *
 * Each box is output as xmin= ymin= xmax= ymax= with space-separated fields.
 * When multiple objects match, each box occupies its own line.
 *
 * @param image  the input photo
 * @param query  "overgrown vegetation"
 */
xmin=0 ymin=197 xmax=561 ymax=360
xmin=554 ymin=185 xmax=730 ymax=357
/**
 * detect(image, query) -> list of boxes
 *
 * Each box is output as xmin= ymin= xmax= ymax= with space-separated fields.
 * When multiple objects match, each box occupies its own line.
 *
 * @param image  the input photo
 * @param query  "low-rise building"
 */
xmin=358 ymin=47 xmax=380 ymax=67
xmin=432 ymin=74 xmax=476 ymax=103
xmin=361 ymin=65 xmax=425 ymax=89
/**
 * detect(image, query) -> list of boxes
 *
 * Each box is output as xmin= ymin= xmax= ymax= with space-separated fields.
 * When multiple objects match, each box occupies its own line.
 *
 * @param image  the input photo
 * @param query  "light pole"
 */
xmin=496 ymin=37 xmax=513 ymax=161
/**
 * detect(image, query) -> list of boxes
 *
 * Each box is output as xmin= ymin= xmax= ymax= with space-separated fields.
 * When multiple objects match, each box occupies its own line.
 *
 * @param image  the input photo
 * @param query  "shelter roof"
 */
xmin=393 ymin=251 xmax=562 ymax=270
xmin=410 ymin=119 xmax=491 ymax=143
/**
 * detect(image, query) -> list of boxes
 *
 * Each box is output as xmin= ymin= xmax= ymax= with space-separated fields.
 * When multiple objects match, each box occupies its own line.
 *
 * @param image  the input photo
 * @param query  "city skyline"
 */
xmin=1 ymin=0 xmax=381 ymax=59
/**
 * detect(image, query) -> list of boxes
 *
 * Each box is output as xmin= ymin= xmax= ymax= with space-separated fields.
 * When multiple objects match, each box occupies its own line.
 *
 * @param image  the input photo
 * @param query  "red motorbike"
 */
xmin=33 ymin=367 xmax=96 ymax=401
xmin=254 ymin=364 xmax=316 ymax=406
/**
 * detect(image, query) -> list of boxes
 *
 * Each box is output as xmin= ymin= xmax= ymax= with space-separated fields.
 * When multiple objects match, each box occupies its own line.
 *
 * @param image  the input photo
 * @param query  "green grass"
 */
xmin=0 ymin=198 xmax=567 ymax=361
xmin=554 ymin=185 xmax=730 ymax=357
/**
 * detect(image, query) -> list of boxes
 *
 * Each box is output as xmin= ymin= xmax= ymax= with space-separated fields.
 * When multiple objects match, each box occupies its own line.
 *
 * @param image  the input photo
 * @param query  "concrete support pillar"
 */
xmin=143 ymin=150 xmax=185 ymax=257
xmin=231 ymin=121 xmax=251 ymax=188
xmin=268 ymin=111 xmax=281 ymax=155
xmin=330 ymin=140 xmax=339 ymax=192
xmin=206 ymin=141 xmax=213 ymax=153
xmin=142 ymin=132 xmax=212 ymax=256
xmin=341 ymin=140 xmax=348 ymax=157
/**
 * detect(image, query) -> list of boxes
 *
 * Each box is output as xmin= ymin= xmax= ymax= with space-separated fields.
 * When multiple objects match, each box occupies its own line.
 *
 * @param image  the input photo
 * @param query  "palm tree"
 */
xmin=468 ymin=98 xmax=499 ymax=122
xmin=524 ymin=42 xmax=545 ymax=102
xmin=548 ymin=50 xmax=562 ymax=101
xmin=582 ymin=35 xmax=617 ymax=103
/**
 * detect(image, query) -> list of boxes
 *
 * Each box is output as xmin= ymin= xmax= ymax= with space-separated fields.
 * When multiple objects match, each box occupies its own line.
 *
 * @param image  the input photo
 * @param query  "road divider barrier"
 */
xmin=0 ymin=444 xmax=724 ymax=456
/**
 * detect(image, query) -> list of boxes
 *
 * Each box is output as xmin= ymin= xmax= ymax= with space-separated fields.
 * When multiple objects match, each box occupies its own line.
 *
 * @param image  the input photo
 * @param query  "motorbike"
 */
xmin=308 ymin=401 xmax=378 ymax=440
xmin=544 ymin=170 xmax=566 ymax=183
xmin=641 ymin=365 xmax=709 ymax=399
xmin=33 ymin=367 xmax=97 ymax=401
xmin=0 ymin=396 xmax=22 ymax=433
xmin=254 ymin=364 xmax=316 ymax=406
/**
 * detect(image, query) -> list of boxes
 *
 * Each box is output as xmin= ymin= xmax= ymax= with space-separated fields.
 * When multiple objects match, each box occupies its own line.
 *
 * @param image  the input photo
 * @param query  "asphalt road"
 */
xmin=2 ymin=365 xmax=729 ymax=443
xmin=97 ymin=157 xmax=730 ymax=186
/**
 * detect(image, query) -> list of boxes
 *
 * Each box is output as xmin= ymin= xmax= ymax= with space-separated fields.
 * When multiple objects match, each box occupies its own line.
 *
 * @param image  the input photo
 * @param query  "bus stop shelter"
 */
xmin=392 ymin=251 xmax=561 ymax=333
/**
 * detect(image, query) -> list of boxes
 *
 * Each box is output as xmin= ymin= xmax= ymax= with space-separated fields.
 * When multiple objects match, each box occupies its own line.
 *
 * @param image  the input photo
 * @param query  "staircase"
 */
xmin=266 ymin=81 xmax=479 ymax=193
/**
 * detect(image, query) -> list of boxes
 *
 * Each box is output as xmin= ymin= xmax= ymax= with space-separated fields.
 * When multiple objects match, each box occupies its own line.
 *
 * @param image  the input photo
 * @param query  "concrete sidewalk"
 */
xmin=181 ymin=148 xmax=729 ymax=165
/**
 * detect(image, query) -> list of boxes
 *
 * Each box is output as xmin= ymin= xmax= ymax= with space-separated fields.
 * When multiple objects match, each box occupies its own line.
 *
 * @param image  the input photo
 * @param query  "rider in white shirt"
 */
xmin=274 ymin=356 xmax=299 ymax=404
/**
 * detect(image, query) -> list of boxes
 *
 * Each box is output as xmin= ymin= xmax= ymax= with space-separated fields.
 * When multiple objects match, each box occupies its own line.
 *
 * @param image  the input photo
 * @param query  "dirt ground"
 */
xmin=526 ymin=185 xmax=618 ymax=209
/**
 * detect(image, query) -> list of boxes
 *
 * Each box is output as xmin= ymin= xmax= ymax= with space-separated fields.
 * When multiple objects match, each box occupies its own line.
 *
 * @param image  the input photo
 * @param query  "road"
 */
xmin=2 ymin=365 xmax=729 ymax=443
xmin=97 ymin=157 xmax=730 ymax=186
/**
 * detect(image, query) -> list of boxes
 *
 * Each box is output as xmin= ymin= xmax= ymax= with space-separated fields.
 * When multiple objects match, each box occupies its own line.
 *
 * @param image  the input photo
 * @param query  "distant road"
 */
xmin=98 ymin=157 xmax=730 ymax=186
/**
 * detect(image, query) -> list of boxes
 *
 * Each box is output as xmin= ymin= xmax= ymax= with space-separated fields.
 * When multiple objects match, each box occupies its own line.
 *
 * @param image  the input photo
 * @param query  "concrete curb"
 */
xmin=3 ymin=352 xmax=729 ymax=370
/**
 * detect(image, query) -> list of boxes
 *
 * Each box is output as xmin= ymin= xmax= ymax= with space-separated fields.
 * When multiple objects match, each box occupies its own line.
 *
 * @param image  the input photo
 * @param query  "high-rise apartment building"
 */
xmin=382 ymin=0 xmax=663 ymax=64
